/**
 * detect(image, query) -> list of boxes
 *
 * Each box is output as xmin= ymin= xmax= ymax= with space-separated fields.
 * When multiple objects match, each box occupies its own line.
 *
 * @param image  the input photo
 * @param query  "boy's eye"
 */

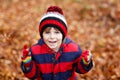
xmin=45 ymin=31 xmax=50 ymax=34
xmin=55 ymin=31 xmax=60 ymax=33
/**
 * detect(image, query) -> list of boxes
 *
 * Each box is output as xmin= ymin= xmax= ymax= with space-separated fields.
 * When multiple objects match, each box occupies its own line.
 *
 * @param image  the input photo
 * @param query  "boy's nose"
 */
xmin=50 ymin=33 xmax=55 ymax=38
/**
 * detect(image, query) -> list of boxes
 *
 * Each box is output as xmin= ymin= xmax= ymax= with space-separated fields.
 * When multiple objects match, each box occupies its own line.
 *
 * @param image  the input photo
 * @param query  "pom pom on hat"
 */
xmin=47 ymin=6 xmax=63 ymax=15
xmin=39 ymin=6 xmax=67 ymax=38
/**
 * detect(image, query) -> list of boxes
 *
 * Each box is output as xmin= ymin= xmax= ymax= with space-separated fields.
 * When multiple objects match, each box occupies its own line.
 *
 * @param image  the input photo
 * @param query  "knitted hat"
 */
xmin=39 ymin=6 xmax=67 ymax=38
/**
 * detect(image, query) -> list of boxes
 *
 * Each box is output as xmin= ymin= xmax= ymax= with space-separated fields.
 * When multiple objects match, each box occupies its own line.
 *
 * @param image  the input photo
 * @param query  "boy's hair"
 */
xmin=39 ymin=6 xmax=67 ymax=39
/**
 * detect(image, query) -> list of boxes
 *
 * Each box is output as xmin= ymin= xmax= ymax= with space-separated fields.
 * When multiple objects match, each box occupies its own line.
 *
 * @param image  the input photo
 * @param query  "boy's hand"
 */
xmin=21 ymin=45 xmax=32 ymax=67
xmin=81 ymin=50 xmax=92 ymax=66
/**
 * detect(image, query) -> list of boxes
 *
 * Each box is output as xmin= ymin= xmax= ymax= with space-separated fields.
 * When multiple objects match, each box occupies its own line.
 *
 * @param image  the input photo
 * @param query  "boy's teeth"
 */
xmin=49 ymin=41 xmax=56 ymax=43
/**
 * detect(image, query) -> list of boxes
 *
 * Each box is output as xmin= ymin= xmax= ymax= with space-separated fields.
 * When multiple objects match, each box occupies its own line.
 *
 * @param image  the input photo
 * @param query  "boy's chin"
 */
xmin=49 ymin=46 xmax=57 ymax=49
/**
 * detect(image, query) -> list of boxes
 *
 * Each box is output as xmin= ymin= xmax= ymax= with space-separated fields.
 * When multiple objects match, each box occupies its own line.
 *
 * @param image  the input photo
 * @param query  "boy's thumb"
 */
xmin=23 ymin=44 xmax=27 ymax=49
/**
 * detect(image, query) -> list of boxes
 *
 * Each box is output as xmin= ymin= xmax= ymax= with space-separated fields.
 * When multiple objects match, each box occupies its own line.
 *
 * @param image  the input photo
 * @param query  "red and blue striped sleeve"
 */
xmin=64 ymin=39 xmax=93 ymax=74
xmin=21 ymin=47 xmax=42 ymax=80
xmin=74 ymin=46 xmax=93 ymax=74
xmin=21 ymin=61 xmax=40 ymax=79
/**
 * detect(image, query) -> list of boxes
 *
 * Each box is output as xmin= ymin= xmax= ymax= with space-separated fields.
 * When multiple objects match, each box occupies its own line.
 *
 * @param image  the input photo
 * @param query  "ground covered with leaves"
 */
xmin=0 ymin=0 xmax=120 ymax=80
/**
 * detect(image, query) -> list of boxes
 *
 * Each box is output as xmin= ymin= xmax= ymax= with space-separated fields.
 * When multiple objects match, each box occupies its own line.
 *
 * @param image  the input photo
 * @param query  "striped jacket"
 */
xmin=21 ymin=37 xmax=93 ymax=80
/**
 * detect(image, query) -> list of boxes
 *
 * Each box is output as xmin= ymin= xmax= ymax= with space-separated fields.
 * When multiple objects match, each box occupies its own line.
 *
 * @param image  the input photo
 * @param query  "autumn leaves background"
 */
xmin=0 ymin=0 xmax=120 ymax=80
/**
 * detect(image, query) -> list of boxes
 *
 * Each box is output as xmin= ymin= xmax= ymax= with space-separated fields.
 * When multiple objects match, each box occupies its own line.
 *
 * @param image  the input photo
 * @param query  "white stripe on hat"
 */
xmin=40 ymin=12 xmax=67 ymax=25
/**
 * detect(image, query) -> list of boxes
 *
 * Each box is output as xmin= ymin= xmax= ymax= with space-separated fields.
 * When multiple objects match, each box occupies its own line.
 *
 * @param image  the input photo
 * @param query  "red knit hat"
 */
xmin=39 ymin=6 xmax=67 ymax=38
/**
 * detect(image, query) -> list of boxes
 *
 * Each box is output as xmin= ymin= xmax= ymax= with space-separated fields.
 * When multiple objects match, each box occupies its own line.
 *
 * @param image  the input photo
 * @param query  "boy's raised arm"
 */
xmin=75 ymin=50 xmax=93 ymax=74
xmin=20 ymin=45 xmax=40 ymax=79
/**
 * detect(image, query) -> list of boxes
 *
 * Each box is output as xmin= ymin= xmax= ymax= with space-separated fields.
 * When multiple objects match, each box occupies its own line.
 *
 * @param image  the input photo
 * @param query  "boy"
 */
xmin=21 ymin=6 xmax=93 ymax=80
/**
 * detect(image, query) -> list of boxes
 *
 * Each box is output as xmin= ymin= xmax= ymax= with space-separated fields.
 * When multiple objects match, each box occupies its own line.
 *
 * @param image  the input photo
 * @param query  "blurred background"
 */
xmin=0 ymin=0 xmax=120 ymax=80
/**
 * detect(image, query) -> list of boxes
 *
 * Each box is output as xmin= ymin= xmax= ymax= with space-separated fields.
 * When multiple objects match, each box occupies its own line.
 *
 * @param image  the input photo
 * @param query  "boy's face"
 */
xmin=43 ymin=27 xmax=63 ymax=52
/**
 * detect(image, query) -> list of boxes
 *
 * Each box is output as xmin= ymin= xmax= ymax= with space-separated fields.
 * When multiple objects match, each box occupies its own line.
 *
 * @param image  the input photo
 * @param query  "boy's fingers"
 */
xmin=22 ymin=44 xmax=29 ymax=58
xmin=82 ymin=50 xmax=92 ymax=61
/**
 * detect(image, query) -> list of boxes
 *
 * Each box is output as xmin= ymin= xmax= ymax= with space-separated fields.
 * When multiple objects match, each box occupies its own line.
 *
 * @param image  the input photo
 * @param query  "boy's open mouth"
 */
xmin=49 ymin=41 xmax=57 ymax=43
